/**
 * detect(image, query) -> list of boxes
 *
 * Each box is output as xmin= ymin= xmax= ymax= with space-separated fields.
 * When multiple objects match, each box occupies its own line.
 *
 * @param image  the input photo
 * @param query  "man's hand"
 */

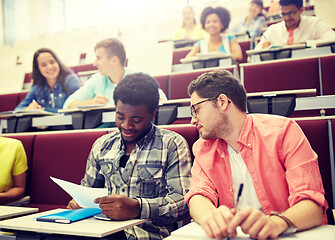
xmin=67 ymin=199 xmax=82 ymax=209
xmin=261 ymin=41 xmax=271 ymax=49
xmin=228 ymin=207 xmax=287 ymax=240
xmin=199 ymin=205 xmax=235 ymax=239
xmin=91 ymin=95 xmax=109 ymax=105
xmin=94 ymin=194 xmax=140 ymax=220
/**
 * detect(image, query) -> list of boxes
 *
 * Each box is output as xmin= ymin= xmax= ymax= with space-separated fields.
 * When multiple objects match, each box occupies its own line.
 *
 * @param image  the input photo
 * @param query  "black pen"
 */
xmin=235 ymin=184 xmax=244 ymax=210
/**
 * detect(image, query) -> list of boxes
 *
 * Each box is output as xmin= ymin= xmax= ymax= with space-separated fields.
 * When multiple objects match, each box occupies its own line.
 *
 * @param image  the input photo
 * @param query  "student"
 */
xmin=15 ymin=48 xmax=80 ymax=113
xmin=63 ymin=38 xmax=167 ymax=109
xmin=67 ymin=73 xmax=192 ymax=240
xmin=255 ymin=0 xmax=335 ymax=49
xmin=185 ymin=6 xmax=242 ymax=62
xmin=230 ymin=0 xmax=266 ymax=39
xmin=185 ymin=70 xmax=327 ymax=239
xmin=174 ymin=5 xmax=208 ymax=40
xmin=0 ymin=137 xmax=27 ymax=205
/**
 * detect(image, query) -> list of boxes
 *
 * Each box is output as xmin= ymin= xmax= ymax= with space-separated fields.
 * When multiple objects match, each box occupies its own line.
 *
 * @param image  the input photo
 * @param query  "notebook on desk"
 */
xmin=0 ymin=109 xmax=58 ymax=118
xmin=36 ymin=208 xmax=102 ymax=224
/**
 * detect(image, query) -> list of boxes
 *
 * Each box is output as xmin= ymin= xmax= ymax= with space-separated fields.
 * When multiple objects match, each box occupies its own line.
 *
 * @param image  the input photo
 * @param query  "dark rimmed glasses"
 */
xmin=281 ymin=9 xmax=299 ymax=17
xmin=190 ymin=96 xmax=219 ymax=118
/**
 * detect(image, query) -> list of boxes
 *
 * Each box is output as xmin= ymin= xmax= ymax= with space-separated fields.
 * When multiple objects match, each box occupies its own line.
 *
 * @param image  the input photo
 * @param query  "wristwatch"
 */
xmin=270 ymin=211 xmax=298 ymax=235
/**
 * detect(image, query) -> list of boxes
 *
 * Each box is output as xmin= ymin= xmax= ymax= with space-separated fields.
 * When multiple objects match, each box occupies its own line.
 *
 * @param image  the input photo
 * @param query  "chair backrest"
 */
xmin=320 ymin=55 xmax=335 ymax=95
xmin=17 ymin=91 xmax=29 ymax=105
xmin=172 ymin=48 xmax=191 ymax=65
xmin=296 ymin=119 xmax=334 ymax=224
xmin=154 ymin=75 xmax=169 ymax=99
xmin=241 ymin=58 xmax=320 ymax=95
xmin=238 ymin=40 xmax=251 ymax=64
xmin=0 ymin=93 xmax=20 ymax=112
xmin=29 ymin=131 xmax=107 ymax=205
xmin=161 ymin=124 xmax=199 ymax=160
xmin=4 ymin=135 xmax=35 ymax=196
xmin=169 ymin=67 xmax=235 ymax=100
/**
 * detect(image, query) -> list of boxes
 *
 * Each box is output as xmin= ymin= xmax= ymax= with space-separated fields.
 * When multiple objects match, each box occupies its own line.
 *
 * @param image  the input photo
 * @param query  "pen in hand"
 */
xmin=235 ymin=183 xmax=244 ymax=210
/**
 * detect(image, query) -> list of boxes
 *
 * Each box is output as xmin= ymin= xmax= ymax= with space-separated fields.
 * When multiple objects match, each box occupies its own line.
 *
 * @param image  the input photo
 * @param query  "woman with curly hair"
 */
xmin=185 ymin=6 xmax=242 ymax=62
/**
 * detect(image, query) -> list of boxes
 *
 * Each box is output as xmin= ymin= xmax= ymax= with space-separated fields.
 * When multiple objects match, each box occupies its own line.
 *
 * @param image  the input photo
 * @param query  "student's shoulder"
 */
xmin=0 ymin=137 xmax=22 ymax=147
xmin=92 ymin=131 xmax=121 ymax=148
xmin=250 ymin=113 xmax=296 ymax=131
xmin=155 ymin=126 xmax=188 ymax=142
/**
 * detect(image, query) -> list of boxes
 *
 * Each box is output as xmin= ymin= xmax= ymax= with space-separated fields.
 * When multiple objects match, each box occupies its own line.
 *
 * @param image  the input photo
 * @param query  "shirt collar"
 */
xmin=42 ymin=81 xmax=60 ymax=91
xmin=237 ymin=115 xmax=254 ymax=149
xmin=136 ymin=124 xmax=155 ymax=149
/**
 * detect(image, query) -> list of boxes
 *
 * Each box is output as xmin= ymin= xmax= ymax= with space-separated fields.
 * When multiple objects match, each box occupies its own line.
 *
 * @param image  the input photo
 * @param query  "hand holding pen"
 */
xmin=25 ymin=99 xmax=43 ymax=111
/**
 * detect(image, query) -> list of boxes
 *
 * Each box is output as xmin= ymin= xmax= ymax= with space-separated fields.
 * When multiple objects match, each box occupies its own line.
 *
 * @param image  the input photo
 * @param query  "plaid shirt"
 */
xmin=81 ymin=124 xmax=192 ymax=240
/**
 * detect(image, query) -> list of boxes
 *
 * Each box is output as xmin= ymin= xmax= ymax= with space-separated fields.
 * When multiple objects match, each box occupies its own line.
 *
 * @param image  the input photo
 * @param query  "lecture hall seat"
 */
xmin=0 ymin=93 xmax=20 ymax=113
xmin=296 ymin=119 xmax=334 ymax=224
xmin=241 ymin=58 xmax=321 ymax=95
xmin=238 ymin=40 xmax=252 ymax=64
xmin=154 ymin=75 xmax=169 ymax=99
xmin=169 ymin=66 xmax=235 ymax=100
xmin=25 ymin=131 xmax=107 ymax=212
xmin=172 ymin=48 xmax=191 ymax=65
xmin=5 ymin=135 xmax=35 ymax=197
xmin=320 ymin=54 xmax=335 ymax=96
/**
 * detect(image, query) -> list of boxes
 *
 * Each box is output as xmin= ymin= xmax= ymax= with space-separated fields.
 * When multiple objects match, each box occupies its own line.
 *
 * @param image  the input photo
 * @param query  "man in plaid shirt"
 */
xmin=67 ymin=72 xmax=192 ymax=240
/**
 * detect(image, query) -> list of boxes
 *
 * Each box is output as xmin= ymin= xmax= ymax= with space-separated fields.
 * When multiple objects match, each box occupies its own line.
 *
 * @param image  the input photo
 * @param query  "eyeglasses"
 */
xmin=281 ymin=9 xmax=299 ymax=17
xmin=191 ymin=96 xmax=231 ymax=118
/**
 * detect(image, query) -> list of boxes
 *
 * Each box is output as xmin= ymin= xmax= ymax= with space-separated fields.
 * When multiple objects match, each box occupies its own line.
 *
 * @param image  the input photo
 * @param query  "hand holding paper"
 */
xmin=50 ymin=177 xmax=108 ymax=208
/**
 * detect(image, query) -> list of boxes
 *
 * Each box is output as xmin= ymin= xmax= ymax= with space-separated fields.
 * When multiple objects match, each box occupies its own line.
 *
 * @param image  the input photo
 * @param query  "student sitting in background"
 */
xmin=230 ymin=0 xmax=266 ymax=39
xmin=67 ymin=73 xmax=192 ymax=240
xmin=267 ymin=0 xmax=281 ymax=16
xmin=185 ymin=6 xmax=242 ymax=62
xmin=63 ymin=38 xmax=167 ymax=110
xmin=0 ymin=137 xmax=27 ymax=205
xmin=15 ymin=48 xmax=80 ymax=113
xmin=255 ymin=0 xmax=335 ymax=49
xmin=174 ymin=5 xmax=208 ymax=40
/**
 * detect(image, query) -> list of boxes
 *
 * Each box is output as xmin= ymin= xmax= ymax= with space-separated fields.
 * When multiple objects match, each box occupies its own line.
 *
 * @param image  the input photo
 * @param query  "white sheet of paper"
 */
xmin=50 ymin=177 xmax=108 ymax=208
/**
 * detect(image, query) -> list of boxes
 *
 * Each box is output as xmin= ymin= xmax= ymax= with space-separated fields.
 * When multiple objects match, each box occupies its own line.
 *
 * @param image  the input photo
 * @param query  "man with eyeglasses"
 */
xmin=184 ymin=70 xmax=327 ymax=239
xmin=255 ymin=0 xmax=335 ymax=49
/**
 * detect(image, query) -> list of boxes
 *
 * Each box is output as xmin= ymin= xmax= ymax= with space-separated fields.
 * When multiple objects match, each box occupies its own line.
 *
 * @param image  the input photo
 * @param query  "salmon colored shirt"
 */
xmin=185 ymin=114 xmax=328 ymax=224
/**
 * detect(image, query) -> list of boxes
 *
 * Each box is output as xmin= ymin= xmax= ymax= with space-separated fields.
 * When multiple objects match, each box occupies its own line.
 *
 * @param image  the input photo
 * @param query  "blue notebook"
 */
xmin=36 ymin=208 xmax=102 ymax=224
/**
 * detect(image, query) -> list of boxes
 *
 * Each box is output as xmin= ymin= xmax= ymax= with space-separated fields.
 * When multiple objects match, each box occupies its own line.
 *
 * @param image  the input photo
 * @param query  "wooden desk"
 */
xmin=0 ymin=208 xmax=147 ymax=238
xmin=165 ymin=221 xmax=335 ymax=240
xmin=0 ymin=206 xmax=38 ymax=220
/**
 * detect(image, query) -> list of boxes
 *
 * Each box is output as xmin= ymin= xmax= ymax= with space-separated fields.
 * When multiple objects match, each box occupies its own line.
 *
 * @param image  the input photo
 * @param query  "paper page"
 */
xmin=171 ymin=221 xmax=249 ymax=239
xmin=50 ymin=177 xmax=108 ymax=208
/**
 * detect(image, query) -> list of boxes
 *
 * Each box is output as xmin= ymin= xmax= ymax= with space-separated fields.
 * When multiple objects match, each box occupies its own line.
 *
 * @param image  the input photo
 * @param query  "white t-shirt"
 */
xmin=228 ymin=145 xmax=263 ymax=211
xmin=255 ymin=16 xmax=335 ymax=50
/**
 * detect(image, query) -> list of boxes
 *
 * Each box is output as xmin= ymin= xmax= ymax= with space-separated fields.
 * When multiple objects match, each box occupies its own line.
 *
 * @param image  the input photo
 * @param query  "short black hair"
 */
xmin=188 ymin=70 xmax=247 ymax=112
xmin=113 ymin=73 xmax=159 ymax=114
xmin=200 ymin=6 xmax=231 ymax=32
xmin=95 ymin=38 xmax=126 ymax=66
xmin=279 ymin=0 xmax=303 ymax=9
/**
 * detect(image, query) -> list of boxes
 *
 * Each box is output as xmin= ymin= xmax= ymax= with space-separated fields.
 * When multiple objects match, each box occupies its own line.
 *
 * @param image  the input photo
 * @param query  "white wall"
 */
xmin=0 ymin=1 xmax=4 ymax=46
xmin=314 ymin=0 xmax=335 ymax=28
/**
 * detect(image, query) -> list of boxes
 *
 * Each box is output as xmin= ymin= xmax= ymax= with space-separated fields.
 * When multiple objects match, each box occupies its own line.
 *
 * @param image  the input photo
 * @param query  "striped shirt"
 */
xmin=81 ymin=124 xmax=192 ymax=240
